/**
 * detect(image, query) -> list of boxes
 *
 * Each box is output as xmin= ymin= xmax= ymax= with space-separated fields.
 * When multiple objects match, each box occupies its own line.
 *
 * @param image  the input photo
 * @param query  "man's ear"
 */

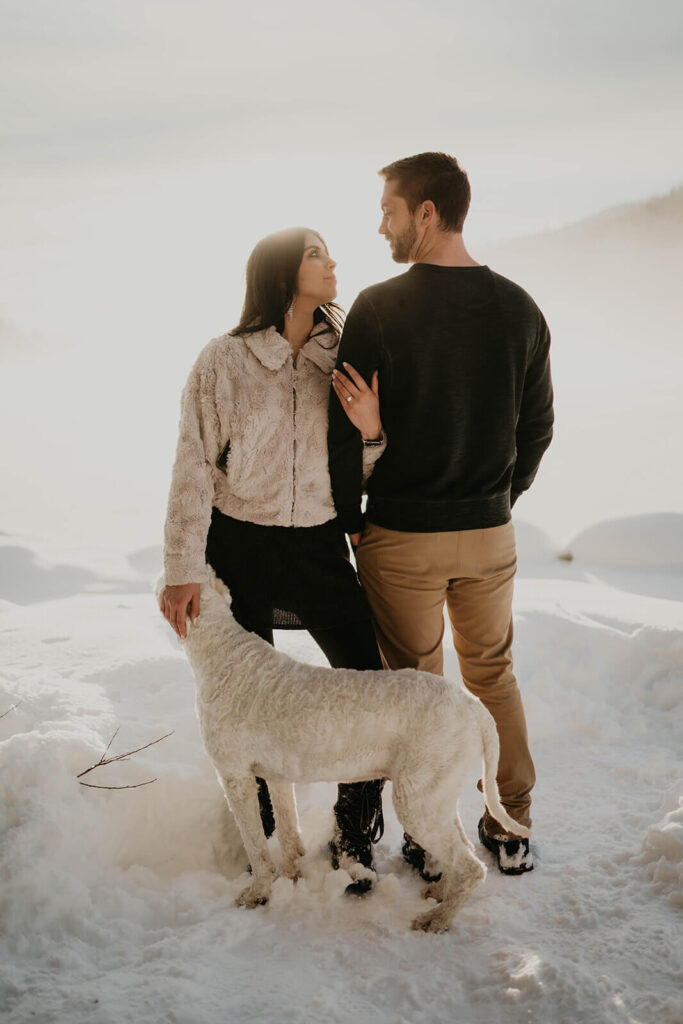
xmin=420 ymin=200 xmax=437 ymax=225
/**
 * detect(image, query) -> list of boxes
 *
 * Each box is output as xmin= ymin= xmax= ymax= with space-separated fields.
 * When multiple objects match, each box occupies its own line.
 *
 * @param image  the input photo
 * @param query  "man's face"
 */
xmin=379 ymin=179 xmax=417 ymax=263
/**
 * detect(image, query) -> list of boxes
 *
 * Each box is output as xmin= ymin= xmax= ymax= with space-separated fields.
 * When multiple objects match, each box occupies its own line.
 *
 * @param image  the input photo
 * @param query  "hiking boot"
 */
xmin=330 ymin=779 xmax=385 ymax=896
xmin=401 ymin=833 xmax=442 ymax=883
xmin=328 ymin=836 xmax=374 ymax=896
xmin=478 ymin=817 xmax=534 ymax=874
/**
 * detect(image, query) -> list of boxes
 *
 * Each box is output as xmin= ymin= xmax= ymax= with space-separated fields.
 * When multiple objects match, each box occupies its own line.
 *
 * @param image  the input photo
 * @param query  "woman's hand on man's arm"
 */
xmin=332 ymin=363 xmax=382 ymax=441
xmin=159 ymin=583 xmax=201 ymax=638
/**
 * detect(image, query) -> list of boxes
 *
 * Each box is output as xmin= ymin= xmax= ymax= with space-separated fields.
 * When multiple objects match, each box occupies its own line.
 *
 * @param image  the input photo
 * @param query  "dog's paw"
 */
xmin=235 ymin=883 xmax=271 ymax=909
xmin=421 ymin=879 xmax=445 ymax=902
xmin=281 ymin=858 xmax=303 ymax=883
xmin=411 ymin=906 xmax=451 ymax=933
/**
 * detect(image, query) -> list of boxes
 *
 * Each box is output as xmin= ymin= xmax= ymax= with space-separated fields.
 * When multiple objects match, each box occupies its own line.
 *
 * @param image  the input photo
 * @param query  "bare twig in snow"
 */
xmin=79 ymin=779 xmax=157 ymax=790
xmin=0 ymin=701 xmax=22 ymax=721
xmin=77 ymin=728 xmax=174 ymax=789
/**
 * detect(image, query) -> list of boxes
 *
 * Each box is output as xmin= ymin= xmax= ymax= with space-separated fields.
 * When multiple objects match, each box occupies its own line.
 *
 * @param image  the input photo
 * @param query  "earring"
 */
xmin=286 ymin=298 xmax=295 ymax=320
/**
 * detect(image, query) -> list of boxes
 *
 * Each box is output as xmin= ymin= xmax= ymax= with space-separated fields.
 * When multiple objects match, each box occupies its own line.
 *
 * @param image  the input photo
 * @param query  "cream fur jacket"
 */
xmin=163 ymin=325 xmax=386 ymax=586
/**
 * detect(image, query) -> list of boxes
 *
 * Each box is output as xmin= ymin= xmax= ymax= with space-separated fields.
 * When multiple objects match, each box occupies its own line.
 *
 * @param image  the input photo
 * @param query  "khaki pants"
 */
xmin=356 ymin=520 xmax=535 ymax=834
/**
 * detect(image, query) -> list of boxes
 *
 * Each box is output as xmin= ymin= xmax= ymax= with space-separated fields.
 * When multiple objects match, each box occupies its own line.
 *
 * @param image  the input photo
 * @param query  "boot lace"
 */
xmin=336 ymin=779 xmax=385 ymax=861
xmin=359 ymin=780 xmax=385 ymax=844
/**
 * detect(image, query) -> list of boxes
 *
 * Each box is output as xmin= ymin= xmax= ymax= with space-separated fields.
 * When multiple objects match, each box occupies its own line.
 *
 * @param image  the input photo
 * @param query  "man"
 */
xmin=328 ymin=152 xmax=553 ymax=876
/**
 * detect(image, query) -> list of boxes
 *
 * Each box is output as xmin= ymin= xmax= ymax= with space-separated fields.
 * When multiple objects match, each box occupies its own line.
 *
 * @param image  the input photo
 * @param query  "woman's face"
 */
xmin=295 ymin=231 xmax=337 ymax=306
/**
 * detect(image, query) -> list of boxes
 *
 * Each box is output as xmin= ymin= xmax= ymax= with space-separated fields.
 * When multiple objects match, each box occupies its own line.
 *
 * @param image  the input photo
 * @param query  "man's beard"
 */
xmin=388 ymin=221 xmax=417 ymax=263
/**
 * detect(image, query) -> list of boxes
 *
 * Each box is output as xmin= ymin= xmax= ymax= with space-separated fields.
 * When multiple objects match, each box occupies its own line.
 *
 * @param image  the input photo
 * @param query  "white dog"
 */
xmin=162 ymin=572 xmax=529 ymax=932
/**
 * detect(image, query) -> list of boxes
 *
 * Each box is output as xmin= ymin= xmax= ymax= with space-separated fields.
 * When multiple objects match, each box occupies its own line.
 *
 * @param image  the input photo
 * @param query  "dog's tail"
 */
xmin=474 ymin=700 xmax=531 ymax=840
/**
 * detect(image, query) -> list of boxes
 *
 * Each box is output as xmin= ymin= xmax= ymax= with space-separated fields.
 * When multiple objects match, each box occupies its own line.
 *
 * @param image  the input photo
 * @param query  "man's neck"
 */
xmin=412 ymin=231 xmax=478 ymax=268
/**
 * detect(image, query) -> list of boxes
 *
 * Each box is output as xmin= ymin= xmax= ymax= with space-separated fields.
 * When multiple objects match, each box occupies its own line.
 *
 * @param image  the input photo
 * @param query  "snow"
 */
xmin=568 ymin=514 xmax=683 ymax=569
xmin=1 ymin=519 xmax=681 ymax=1024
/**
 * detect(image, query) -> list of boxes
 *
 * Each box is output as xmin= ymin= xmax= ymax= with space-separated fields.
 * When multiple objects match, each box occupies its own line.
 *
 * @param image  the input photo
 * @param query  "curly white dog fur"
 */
xmin=162 ymin=573 xmax=530 ymax=932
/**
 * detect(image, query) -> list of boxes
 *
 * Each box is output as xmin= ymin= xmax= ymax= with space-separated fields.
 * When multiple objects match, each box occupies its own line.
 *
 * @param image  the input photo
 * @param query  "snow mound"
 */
xmin=2 ymin=573 xmax=683 ymax=1024
xmin=640 ymin=783 xmax=683 ymax=909
xmin=0 ymin=545 xmax=98 ymax=604
xmin=567 ymin=514 xmax=683 ymax=568
xmin=512 ymin=520 xmax=560 ymax=563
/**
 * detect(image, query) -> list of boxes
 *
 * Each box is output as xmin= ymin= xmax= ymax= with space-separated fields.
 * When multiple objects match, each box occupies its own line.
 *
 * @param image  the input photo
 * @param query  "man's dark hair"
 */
xmin=379 ymin=152 xmax=471 ymax=232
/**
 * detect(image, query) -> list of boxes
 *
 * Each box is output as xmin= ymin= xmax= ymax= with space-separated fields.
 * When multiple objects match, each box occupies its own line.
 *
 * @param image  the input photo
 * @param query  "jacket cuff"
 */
xmin=361 ymin=430 xmax=387 ymax=485
xmin=162 ymin=557 xmax=212 ymax=587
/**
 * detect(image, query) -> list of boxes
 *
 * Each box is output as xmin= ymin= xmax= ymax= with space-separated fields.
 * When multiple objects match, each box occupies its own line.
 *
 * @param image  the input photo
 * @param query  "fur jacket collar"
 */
xmin=243 ymin=325 xmax=337 ymax=374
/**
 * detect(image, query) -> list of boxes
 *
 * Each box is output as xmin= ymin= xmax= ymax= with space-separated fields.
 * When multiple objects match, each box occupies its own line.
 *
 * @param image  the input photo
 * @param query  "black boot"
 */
xmin=401 ymin=833 xmax=442 ymax=883
xmin=256 ymin=776 xmax=275 ymax=839
xmin=330 ymin=779 xmax=385 ymax=896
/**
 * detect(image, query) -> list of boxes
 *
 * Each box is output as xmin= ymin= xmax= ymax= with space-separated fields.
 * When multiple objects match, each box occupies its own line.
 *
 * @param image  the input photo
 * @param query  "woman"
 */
xmin=160 ymin=227 xmax=386 ymax=894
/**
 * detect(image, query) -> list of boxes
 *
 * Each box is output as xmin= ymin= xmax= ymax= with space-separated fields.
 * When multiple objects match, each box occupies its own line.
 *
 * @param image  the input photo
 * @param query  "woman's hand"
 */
xmin=159 ymin=583 xmax=200 ymax=638
xmin=332 ymin=363 xmax=382 ymax=441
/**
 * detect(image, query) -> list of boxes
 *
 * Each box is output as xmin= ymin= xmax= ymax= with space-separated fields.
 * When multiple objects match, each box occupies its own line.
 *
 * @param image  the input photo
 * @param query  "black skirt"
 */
xmin=205 ymin=508 xmax=371 ymax=630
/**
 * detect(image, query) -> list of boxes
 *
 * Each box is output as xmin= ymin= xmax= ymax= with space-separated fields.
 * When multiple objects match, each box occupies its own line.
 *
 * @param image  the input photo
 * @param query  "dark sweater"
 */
xmin=327 ymin=263 xmax=554 ymax=535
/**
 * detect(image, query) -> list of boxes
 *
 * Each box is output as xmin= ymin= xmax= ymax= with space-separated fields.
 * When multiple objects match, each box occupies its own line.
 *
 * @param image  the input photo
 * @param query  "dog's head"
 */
xmin=202 ymin=569 xmax=233 ymax=608
xmin=154 ymin=568 xmax=233 ymax=630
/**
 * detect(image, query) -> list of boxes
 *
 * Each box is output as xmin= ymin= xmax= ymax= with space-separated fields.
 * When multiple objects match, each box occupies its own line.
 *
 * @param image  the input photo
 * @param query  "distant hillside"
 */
xmin=497 ymin=185 xmax=683 ymax=254
xmin=486 ymin=185 xmax=683 ymax=355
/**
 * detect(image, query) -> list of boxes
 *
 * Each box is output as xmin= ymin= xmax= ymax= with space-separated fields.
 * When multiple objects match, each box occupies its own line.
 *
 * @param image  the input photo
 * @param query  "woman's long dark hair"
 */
xmin=231 ymin=227 xmax=344 ymax=340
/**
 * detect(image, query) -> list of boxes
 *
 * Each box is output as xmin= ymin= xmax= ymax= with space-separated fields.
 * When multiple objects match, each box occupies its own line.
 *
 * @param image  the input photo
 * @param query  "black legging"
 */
xmin=244 ymin=617 xmax=383 ymax=671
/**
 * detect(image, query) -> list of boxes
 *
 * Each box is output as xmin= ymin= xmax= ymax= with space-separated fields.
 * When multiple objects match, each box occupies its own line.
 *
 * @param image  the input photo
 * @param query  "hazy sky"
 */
xmin=3 ymin=0 xmax=682 ymax=326
xmin=3 ymin=0 xmax=682 ymax=235
xmin=1 ymin=0 xmax=682 ymax=548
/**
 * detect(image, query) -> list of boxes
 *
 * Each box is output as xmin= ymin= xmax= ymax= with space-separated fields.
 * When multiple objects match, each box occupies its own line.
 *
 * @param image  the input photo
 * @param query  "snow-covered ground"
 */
xmin=1 ymin=518 xmax=681 ymax=1024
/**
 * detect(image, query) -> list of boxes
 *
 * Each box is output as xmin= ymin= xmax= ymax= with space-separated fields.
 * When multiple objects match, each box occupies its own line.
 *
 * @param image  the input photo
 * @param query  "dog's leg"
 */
xmin=420 ymin=812 xmax=478 ymax=903
xmin=270 ymin=782 xmax=305 ymax=882
xmin=393 ymin=777 xmax=485 ymax=933
xmin=220 ymin=775 xmax=276 ymax=908
xmin=421 ymin=876 xmax=446 ymax=902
